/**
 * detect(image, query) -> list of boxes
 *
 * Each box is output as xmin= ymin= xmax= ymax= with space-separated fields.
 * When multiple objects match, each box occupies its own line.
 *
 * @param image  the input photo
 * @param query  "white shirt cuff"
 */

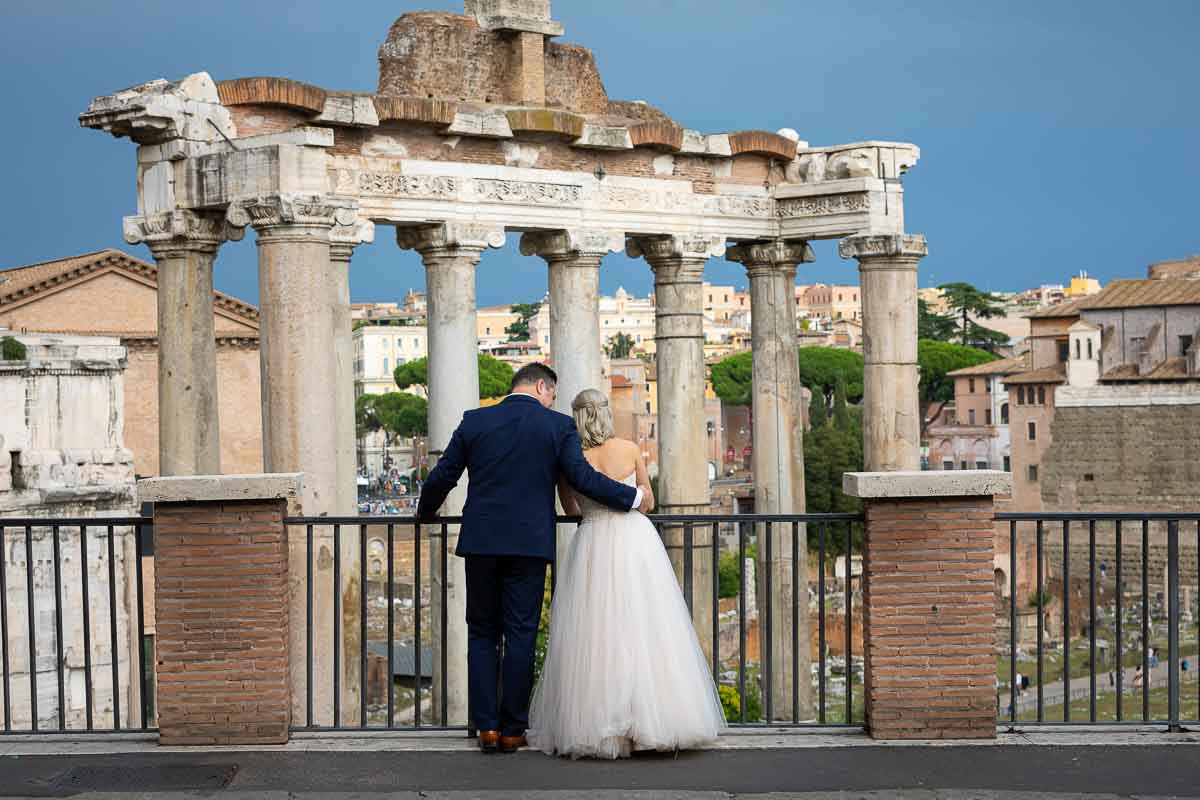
xmin=631 ymin=488 xmax=643 ymax=510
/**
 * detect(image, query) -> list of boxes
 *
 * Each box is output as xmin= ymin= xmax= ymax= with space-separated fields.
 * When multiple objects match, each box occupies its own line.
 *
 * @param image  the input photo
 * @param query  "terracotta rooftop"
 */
xmin=1025 ymin=298 xmax=1088 ymax=319
xmin=1102 ymin=357 xmax=1193 ymax=382
xmin=1079 ymin=278 xmax=1200 ymax=310
xmin=947 ymin=352 xmax=1030 ymax=378
xmin=0 ymin=249 xmax=260 ymax=323
xmin=1004 ymin=362 xmax=1067 ymax=385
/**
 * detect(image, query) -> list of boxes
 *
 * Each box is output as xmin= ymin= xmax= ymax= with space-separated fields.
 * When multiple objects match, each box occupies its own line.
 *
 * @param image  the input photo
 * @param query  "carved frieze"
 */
xmin=775 ymin=193 xmax=871 ymax=219
xmin=595 ymin=185 xmax=699 ymax=215
xmin=357 ymin=172 xmax=459 ymax=199
xmin=703 ymin=195 xmax=773 ymax=218
xmin=470 ymin=178 xmax=582 ymax=206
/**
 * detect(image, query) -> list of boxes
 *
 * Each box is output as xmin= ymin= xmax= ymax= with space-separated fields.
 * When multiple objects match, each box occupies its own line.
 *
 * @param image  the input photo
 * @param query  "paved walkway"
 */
xmin=0 ymin=732 xmax=1198 ymax=798
xmin=1009 ymin=658 xmax=1197 ymax=714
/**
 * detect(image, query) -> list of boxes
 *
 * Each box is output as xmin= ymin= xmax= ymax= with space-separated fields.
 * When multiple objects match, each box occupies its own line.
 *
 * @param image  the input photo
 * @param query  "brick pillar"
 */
xmin=844 ymin=471 xmax=1012 ymax=740
xmin=139 ymin=474 xmax=302 ymax=746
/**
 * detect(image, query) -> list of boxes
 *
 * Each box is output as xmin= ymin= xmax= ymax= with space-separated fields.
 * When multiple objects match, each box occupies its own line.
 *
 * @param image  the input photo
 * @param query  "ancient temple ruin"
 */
xmin=80 ymin=0 xmax=927 ymax=725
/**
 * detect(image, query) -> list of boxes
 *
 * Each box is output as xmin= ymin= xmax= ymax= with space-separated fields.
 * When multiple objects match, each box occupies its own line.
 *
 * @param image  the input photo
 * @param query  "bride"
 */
xmin=527 ymin=389 xmax=726 ymax=759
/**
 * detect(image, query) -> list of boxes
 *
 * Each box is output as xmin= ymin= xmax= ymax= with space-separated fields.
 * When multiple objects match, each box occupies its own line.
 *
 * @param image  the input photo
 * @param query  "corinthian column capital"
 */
xmin=330 ymin=217 xmax=377 ymax=263
xmin=626 ymin=234 xmax=726 ymax=264
xmin=227 ymin=194 xmax=359 ymax=234
xmin=727 ymin=239 xmax=815 ymax=277
xmin=839 ymin=233 xmax=928 ymax=266
xmin=123 ymin=209 xmax=243 ymax=256
xmin=519 ymin=229 xmax=623 ymax=264
xmin=396 ymin=222 xmax=506 ymax=256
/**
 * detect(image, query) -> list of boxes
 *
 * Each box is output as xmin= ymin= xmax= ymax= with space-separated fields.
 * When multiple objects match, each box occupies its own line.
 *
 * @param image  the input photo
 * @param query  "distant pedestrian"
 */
xmin=1133 ymin=665 xmax=1144 ymax=690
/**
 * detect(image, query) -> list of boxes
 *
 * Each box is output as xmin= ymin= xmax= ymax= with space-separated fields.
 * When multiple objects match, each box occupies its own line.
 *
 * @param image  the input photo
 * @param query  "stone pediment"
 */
xmin=0 ymin=249 xmax=259 ymax=335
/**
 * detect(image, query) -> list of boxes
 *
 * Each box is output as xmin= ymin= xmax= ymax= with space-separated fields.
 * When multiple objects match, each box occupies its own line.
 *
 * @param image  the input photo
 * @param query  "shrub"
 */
xmin=1 ymin=336 xmax=26 ymax=361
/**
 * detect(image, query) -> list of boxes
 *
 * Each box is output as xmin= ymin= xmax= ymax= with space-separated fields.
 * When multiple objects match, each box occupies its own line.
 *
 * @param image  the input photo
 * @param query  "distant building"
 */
xmin=352 ymin=315 xmax=428 ymax=475
xmin=1065 ymin=271 xmax=1102 ymax=298
xmin=926 ymin=353 xmax=1028 ymax=473
xmin=0 ymin=331 xmax=141 ymax=730
xmin=477 ymin=304 xmax=521 ymax=348
xmin=0 ymin=250 xmax=262 ymax=477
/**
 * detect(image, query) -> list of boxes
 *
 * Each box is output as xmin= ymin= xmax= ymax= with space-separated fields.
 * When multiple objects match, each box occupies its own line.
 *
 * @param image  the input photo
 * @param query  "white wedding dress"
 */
xmin=527 ymin=473 xmax=727 ymax=759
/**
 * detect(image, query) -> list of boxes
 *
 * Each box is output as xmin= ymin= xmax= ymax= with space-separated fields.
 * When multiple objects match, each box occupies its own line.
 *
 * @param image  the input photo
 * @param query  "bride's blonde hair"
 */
xmin=571 ymin=388 xmax=614 ymax=449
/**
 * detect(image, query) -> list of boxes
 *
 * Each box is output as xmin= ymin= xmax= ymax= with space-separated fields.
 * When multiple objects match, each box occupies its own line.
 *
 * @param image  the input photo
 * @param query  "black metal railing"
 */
xmin=288 ymin=513 xmax=865 ymax=733
xmin=996 ymin=513 xmax=1200 ymax=730
xmin=0 ymin=518 xmax=154 ymax=735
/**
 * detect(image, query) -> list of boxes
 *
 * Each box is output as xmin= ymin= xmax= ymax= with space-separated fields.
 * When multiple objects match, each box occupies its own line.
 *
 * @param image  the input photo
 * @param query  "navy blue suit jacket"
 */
xmin=415 ymin=394 xmax=637 ymax=561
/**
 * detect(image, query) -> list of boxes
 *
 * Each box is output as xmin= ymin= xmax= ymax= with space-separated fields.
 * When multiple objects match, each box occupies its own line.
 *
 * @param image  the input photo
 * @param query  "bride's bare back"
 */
xmin=559 ymin=438 xmax=655 ymax=515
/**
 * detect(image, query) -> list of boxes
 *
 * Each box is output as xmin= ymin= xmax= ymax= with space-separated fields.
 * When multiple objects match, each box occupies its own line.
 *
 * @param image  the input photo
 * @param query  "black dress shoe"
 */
xmin=478 ymin=730 xmax=500 ymax=753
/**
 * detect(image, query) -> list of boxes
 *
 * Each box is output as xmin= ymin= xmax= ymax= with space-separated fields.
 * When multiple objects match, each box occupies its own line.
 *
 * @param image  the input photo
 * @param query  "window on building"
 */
xmin=986 ymin=380 xmax=992 ymax=393
xmin=1003 ymin=456 xmax=1011 ymax=472
xmin=943 ymin=460 xmax=954 ymax=471
xmin=1018 ymin=387 xmax=1026 ymax=405
xmin=413 ymin=338 xmax=419 ymax=349
xmin=969 ymin=378 xmax=976 ymax=393
xmin=1037 ymin=386 xmax=1046 ymax=405
xmin=1028 ymin=464 xmax=1039 ymax=482
xmin=645 ymin=402 xmax=652 ymax=414
xmin=1001 ymin=403 xmax=1009 ymax=424
xmin=1087 ymin=339 xmax=1094 ymax=360
xmin=968 ymin=409 xmax=976 ymax=425
xmin=1075 ymin=339 xmax=1081 ymax=359
xmin=1057 ymin=340 xmax=1070 ymax=363
xmin=976 ymin=460 xmax=989 ymax=470
xmin=1181 ymin=335 xmax=1194 ymax=356
xmin=986 ymin=409 xmax=993 ymax=425
xmin=486 ymin=327 xmax=491 ymax=335
xmin=383 ymin=357 xmax=389 ymax=372
xmin=1028 ymin=421 xmax=1037 ymax=441
xmin=961 ymin=461 xmax=969 ymax=471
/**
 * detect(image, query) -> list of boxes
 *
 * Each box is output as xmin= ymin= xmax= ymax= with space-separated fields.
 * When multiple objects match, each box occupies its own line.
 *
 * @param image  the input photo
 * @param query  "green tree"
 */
xmin=709 ymin=350 xmax=753 ymax=406
xmin=356 ymin=392 xmax=428 ymax=468
xmin=917 ymin=340 xmax=998 ymax=435
xmin=938 ymin=282 xmax=1008 ymax=350
xmin=710 ymin=347 xmax=866 ymax=409
xmin=797 ymin=347 xmax=864 ymax=404
xmin=605 ymin=332 xmax=636 ymax=360
xmin=1 ymin=336 xmax=27 ymax=361
xmin=394 ymin=354 xmax=515 ymax=399
xmin=505 ymin=302 xmax=542 ymax=342
xmin=808 ymin=386 xmax=828 ymax=429
xmin=832 ymin=376 xmax=852 ymax=430
xmin=918 ymin=297 xmax=958 ymax=342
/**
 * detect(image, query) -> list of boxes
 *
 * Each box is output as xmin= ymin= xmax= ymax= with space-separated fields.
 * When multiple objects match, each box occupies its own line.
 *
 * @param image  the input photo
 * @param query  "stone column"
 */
xmin=398 ymin=222 xmax=506 ymax=726
xmin=839 ymin=234 xmax=928 ymax=472
xmin=728 ymin=239 xmax=815 ymax=720
xmin=330 ymin=219 xmax=376 ymax=512
xmin=521 ymin=229 xmax=622 ymax=565
xmin=230 ymin=194 xmax=360 ymax=727
xmin=628 ymin=234 xmax=722 ymax=664
xmin=124 ymin=210 xmax=242 ymax=476
xmin=844 ymin=470 xmax=1011 ymax=739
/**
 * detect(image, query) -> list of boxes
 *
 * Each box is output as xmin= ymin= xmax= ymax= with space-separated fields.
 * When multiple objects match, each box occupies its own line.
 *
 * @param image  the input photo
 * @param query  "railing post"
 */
xmin=138 ymin=473 xmax=303 ymax=746
xmin=844 ymin=470 xmax=1012 ymax=740
xmin=1167 ymin=519 xmax=1181 ymax=732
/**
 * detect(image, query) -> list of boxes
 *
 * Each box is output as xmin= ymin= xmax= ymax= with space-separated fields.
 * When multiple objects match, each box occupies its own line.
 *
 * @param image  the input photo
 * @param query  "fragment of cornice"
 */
xmin=312 ymin=95 xmax=380 ymax=128
xmin=80 ymin=72 xmax=236 ymax=147
xmin=136 ymin=126 xmax=335 ymax=164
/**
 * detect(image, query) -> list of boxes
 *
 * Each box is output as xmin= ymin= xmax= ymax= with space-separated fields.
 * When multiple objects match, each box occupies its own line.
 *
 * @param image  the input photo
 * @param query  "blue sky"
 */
xmin=2 ymin=0 xmax=1197 ymax=307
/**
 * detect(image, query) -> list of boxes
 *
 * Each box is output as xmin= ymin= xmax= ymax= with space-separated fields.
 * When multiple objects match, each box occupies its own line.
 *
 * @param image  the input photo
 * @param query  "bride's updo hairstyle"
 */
xmin=571 ymin=389 xmax=614 ymax=449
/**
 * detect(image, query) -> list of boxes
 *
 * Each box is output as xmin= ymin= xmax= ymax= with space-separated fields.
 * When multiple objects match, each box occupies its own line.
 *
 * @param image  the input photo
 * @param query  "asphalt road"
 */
xmin=0 ymin=746 xmax=1197 ymax=798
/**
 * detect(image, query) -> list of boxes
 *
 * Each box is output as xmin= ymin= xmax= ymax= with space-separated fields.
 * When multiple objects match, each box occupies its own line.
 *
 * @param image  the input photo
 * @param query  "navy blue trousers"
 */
xmin=464 ymin=555 xmax=548 ymax=736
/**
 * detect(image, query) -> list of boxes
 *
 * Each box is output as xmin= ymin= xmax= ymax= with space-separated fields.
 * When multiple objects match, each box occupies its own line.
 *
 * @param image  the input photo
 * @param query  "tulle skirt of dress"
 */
xmin=527 ymin=508 xmax=727 ymax=759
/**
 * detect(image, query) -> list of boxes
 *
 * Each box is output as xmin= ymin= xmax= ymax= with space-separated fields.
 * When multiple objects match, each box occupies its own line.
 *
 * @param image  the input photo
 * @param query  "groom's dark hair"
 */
xmin=511 ymin=362 xmax=558 ymax=391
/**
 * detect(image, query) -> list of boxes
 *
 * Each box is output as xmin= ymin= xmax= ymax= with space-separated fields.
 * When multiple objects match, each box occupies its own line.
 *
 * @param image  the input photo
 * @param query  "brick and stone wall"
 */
xmin=845 ymin=471 xmax=1011 ymax=741
xmin=143 ymin=475 xmax=301 ymax=746
xmin=1043 ymin=405 xmax=1200 ymax=511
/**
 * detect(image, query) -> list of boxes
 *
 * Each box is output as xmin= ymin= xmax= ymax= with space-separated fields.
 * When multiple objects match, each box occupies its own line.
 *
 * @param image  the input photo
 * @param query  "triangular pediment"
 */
xmin=0 ymin=249 xmax=259 ymax=336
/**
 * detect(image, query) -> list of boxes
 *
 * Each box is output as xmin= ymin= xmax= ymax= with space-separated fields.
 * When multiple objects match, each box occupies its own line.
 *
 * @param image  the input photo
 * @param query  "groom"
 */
xmin=416 ymin=363 xmax=645 ymax=753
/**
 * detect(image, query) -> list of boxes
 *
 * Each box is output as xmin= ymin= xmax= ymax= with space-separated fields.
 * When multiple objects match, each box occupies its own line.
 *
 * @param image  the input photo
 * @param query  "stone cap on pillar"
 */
xmin=843 ymin=470 xmax=1011 ymax=499
xmin=138 ymin=473 xmax=304 ymax=507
